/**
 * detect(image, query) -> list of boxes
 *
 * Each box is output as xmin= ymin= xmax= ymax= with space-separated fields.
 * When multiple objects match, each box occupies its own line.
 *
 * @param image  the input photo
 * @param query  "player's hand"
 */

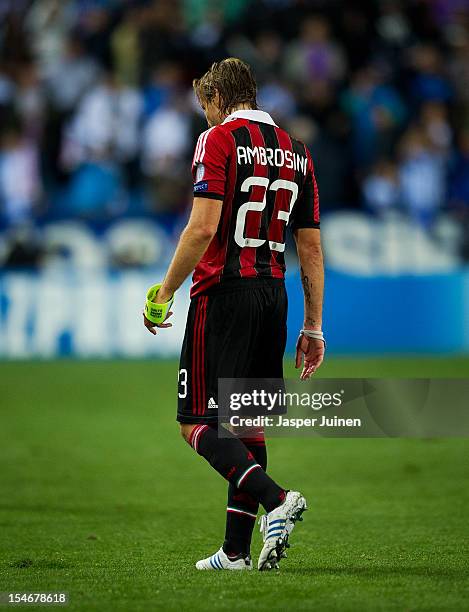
xmin=143 ymin=310 xmax=173 ymax=335
xmin=295 ymin=333 xmax=325 ymax=380
xmin=153 ymin=286 xmax=172 ymax=304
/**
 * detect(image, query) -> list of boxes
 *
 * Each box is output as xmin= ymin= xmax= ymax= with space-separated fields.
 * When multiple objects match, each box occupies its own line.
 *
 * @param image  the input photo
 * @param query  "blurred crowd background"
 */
xmin=1 ymin=0 xmax=468 ymax=358
xmin=0 ymin=0 xmax=468 ymax=268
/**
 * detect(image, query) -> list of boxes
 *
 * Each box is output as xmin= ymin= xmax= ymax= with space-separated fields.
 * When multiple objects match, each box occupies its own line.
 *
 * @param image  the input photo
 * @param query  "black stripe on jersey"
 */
xmin=255 ymin=122 xmax=281 ymax=276
xmin=223 ymin=125 xmax=254 ymax=280
xmin=291 ymin=137 xmax=310 ymax=209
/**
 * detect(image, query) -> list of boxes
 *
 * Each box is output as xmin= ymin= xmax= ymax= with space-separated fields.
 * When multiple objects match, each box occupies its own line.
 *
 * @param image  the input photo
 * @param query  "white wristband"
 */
xmin=300 ymin=329 xmax=325 ymax=344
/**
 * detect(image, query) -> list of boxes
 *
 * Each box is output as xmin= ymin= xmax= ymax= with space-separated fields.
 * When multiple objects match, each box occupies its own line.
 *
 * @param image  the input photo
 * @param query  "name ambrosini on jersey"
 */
xmin=236 ymin=145 xmax=308 ymax=175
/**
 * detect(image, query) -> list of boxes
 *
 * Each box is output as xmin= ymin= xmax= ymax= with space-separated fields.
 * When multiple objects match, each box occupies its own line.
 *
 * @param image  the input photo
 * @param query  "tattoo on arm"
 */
xmin=301 ymin=266 xmax=312 ymax=306
xmin=301 ymin=266 xmax=320 ymax=328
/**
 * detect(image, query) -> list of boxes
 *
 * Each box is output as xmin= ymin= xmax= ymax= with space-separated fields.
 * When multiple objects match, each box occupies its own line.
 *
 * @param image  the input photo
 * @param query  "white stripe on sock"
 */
xmin=227 ymin=506 xmax=257 ymax=519
xmin=236 ymin=463 xmax=261 ymax=488
xmin=192 ymin=424 xmax=209 ymax=452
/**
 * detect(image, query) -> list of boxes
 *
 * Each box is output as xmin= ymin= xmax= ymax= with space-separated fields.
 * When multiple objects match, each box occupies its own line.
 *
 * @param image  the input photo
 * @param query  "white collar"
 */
xmin=222 ymin=109 xmax=278 ymax=126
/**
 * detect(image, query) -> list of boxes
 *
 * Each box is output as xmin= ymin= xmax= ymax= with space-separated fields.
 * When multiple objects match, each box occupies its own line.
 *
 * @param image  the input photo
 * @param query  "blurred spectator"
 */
xmin=40 ymin=35 xmax=101 ymax=185
xmin=62 ymin=73 xmax=142 ymax=172
xmin=43 ymin=35 xmax=100 ymax=113
xmin=111 ymin=6 xmax=142 ymax=86
xmin=376 ymin=0 xmax=412 ymax=49
xmin=398 ymin=127 xmax=445 ymax=228
xmin=252 ymin=31 xmax=284 ymax=82
xmin=142 ymin=105 xmax=190 ymax=176
xmin=288 ymin=114 xmax=350 ymax=207
xmin=341 ymin=65 xmax=406 ymax=169
xmin=191 ymin=7 xmax=225 ymax=51
xmin=25 ymin=0 xmax=74 ymax=74
xmin=142 ymin=98 xmax=191 ymax=214
xmin=0 ymin=127 xmax=41 ymax=225
xmin=66 ymin=157 xmax=124 ymax=219
xmin=184 ymin=0 xmax=250 ymax=28
xmin=428 ymin=0 xmax=468 ymax=28
xmin=419 ymin=101 xmax=452 ymax=157
xmin=0 ymin=3 xmax=31 ymax=69
xmin=73 ymin=3 xmax=115 ymax=69
xmin=138 ymin=0 xmax=188 ymax=84
xmin=363 ymin=160 xmax=400 ymax=215
xmin=142 ymin=62 xmax=185 ymax=117
xmin=140 ymin=62 xmax=190 ymax=197
xmin=258 ymin=80 xmax=296 ymax=122
xmin=283 ymin=16 xmax=346 ymax=86
xmin=14 ymin=62 xmax=45 ymax=139
xmin=409 ymin=45 xmax=453 ymax=106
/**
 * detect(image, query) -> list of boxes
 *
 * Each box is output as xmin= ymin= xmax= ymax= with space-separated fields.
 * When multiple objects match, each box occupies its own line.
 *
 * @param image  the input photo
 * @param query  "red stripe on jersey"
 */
xmin=239 ymin=123 xmax=269 ymax=277
xmin=304 ymin=143 xmax=320 ymax=225
xmin=270 ymin=128 xmax=295 ymax=278
xmin=313 ymin=170 xmax=320 ymax=223
xmin=192 ymin=299 xmax=202 ymax=414
xmin=198 ymin=297 xmax=208 ymax=415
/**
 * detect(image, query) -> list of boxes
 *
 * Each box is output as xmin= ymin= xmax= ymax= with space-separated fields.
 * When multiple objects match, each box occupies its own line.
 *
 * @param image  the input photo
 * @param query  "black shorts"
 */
xmin=177 ymin=279 xmax=288 ymax=424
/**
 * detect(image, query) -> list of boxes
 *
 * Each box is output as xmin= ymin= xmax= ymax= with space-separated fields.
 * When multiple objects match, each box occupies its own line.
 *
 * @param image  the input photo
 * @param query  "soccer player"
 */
xmin=143 ymin=58 xmax=324 ymax=571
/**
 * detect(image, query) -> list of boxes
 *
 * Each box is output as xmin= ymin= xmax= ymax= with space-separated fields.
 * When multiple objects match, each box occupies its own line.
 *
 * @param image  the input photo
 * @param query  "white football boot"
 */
xmin=195 ymin=547 xmax=253 ymax=571
xmin=257 ymin=491 xmax=307 ymax=571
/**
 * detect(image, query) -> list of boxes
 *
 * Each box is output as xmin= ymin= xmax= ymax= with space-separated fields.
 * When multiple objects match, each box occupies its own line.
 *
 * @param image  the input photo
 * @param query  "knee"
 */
xmin=180 ymin=423 xmax=196 ymax=444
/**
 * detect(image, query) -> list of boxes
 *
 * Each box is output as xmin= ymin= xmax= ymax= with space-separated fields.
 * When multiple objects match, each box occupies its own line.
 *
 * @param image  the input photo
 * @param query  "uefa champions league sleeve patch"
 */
xmin=196 ymin=163 xmax=205 ymax=182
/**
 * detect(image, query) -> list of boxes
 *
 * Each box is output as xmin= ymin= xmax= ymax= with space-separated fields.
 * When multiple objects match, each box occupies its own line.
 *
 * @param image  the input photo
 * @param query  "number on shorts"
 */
xmin=178 ymin=368 xmax=188 ymax=398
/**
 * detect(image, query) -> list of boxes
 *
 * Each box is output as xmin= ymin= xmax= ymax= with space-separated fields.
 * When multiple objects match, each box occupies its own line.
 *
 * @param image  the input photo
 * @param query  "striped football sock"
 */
xmin=223 ymin=436 xmax=267 ymax=556
xmin=188 ymin=424 xmax=285 ymax=513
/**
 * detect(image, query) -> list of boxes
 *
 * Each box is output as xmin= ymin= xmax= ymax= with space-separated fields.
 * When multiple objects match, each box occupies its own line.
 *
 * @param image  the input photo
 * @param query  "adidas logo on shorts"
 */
xmin=208 ymin=397 xmax=218 ymax=410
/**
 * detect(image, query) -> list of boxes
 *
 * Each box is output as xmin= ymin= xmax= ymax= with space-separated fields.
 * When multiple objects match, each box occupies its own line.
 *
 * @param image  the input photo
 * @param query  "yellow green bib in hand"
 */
xmin=144 ymin=284 xmax=174 ymax=325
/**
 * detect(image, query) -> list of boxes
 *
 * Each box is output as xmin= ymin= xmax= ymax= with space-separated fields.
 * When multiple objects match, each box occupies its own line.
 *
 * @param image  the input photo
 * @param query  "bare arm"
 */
xmin=295 ymin=227 xmax=324 ymax=329
xmin=143 ymin=197 xmax=222 ymax=334
xmin=294 ymin=227 xmax=325 ymax=378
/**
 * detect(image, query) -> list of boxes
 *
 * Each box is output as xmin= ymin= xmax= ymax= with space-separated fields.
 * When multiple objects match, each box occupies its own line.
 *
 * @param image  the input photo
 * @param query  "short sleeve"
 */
xmin=192 ymin=127 xmax=231 ymax=201
xmin=290 ymin=145 xmax=320 ymax=230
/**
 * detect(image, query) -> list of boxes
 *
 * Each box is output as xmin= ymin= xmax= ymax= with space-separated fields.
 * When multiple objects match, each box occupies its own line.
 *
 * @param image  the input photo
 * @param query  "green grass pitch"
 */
xmin=1 ymin=357 xmax=468 ymax=611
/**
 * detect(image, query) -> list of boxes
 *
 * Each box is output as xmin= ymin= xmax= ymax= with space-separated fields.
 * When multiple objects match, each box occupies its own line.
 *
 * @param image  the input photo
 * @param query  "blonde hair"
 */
xmin=193 ymin=58 xmax=258 ymax=116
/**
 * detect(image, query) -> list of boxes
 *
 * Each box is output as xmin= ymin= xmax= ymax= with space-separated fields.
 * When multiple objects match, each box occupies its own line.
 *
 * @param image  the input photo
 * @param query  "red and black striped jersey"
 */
xmin=190 ymin=109 xmax=320 ymax=297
